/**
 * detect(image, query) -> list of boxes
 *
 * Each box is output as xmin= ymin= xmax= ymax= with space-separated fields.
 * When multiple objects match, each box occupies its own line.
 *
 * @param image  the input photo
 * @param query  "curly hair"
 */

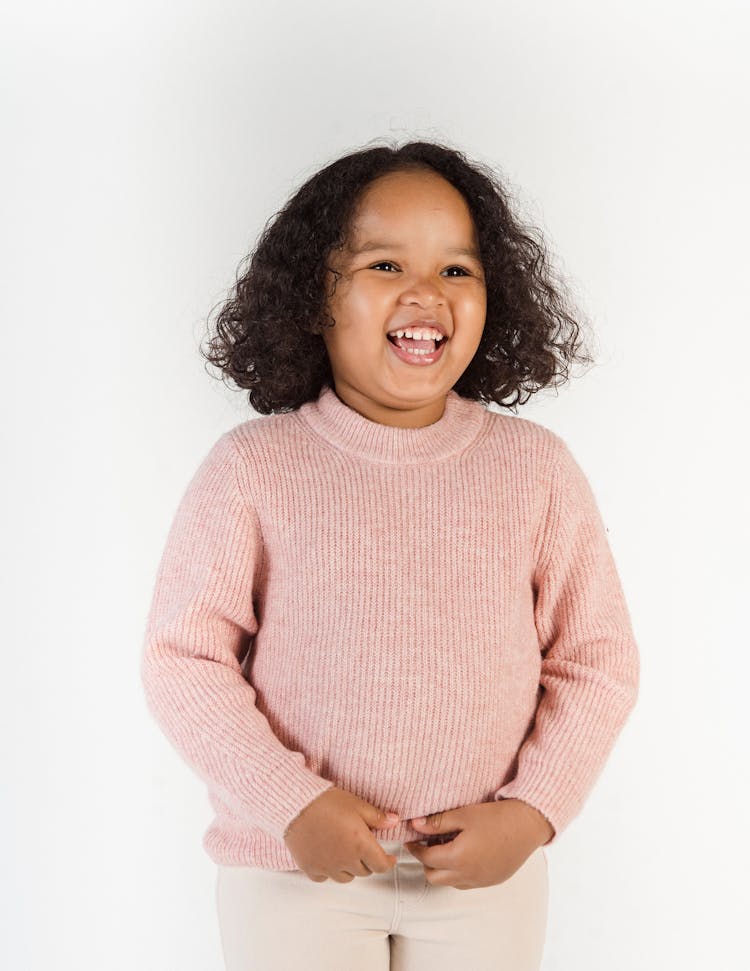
xmin=200 ymin=137 xmax=596 ymax=414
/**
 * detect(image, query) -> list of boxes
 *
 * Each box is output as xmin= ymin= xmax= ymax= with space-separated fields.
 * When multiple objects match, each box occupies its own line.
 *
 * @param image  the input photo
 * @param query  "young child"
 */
xmin=141 ymin=138 xmax=640 ymax=971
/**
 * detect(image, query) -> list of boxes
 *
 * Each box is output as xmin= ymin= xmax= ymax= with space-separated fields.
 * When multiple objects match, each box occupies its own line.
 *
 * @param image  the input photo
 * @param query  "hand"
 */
xmin=283 ymin=786 xmax=402 ymax=884
xmin=403 ymin=799 xmax=554 ymax=890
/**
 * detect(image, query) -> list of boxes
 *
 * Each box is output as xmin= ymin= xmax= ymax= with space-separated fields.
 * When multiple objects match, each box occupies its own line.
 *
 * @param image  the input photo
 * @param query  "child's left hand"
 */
xmin=403 ymin=799 xmax=553 ymax=889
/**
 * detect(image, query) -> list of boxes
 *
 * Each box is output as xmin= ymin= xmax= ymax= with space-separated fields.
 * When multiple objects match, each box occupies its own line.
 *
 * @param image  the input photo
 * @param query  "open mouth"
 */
xmin=386 ymin=333 xmax=447 ymax=353
xmin=386 ymin=332 xmax=448 ymax=365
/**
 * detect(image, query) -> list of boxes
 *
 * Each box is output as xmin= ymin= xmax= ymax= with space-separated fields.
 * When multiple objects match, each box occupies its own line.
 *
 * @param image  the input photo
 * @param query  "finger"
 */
xmin=423 ymin=867 xmax=455 ymax=886
xmin=403 ymin=840 xmax=443 ymax=862
xmin=341 ymin=856 xmax=376 ymax=878
xmin=363 ymin=847 xmax=397 ymax=874
xmin=421 ymin=831 xmax=461 ymax=846
xmin=406 ymin=840 xmax=459 ymax=871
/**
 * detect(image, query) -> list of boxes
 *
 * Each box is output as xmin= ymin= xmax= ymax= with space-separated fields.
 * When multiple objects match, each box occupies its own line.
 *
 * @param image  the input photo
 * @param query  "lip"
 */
xmin=386 ymin=332 xmax=447 ymax=367
xmin=386 ymin=319 xmax=450 ymax=339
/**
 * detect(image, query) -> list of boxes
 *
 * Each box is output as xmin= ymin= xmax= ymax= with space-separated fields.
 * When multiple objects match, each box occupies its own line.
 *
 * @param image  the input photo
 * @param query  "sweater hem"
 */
xmin=203 ymin=817 xmax=427 ymax=870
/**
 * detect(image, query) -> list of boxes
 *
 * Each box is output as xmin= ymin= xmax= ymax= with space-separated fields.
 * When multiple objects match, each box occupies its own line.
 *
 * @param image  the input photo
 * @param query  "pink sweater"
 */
xmin=141 ymin=384 xmax=639 ymax=870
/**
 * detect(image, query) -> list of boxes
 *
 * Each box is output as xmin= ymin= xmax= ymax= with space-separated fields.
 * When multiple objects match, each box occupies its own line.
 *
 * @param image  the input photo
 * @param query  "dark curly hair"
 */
xmin=200 ymin=137 xmax=596 ymax=414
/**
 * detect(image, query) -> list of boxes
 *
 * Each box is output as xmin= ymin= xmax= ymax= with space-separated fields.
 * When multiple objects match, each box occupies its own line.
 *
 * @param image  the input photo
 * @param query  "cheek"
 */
xmin=351 ymin=283 xmax=389 ymax=312
xmin=466 ymin=287 xmax=487 ymax=313
xmin=452 ymin=284 xmax=484 ymax=311
xmin=329 ymin=288 xmax=381 ymax=329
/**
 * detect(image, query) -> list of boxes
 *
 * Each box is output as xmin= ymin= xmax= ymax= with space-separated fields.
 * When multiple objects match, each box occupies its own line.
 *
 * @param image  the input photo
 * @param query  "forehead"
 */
xmin=347 ymin=170 xmax=477 ymax=246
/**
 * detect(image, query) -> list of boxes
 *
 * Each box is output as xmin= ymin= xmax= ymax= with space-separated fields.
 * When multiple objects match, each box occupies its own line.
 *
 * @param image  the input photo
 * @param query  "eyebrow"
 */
xmin=352 ymin=241 xmax=481 ymax=260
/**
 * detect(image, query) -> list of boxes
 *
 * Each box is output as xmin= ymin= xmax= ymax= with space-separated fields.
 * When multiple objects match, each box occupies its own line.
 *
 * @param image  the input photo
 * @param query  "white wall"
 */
xmin=3 ymin=1 xmax=748 ymax=968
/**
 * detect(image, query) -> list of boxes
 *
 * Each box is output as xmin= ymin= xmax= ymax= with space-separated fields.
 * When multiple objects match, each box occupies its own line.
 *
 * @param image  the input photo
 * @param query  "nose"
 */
xmin=397 ymin=276 xmax=446 ymax=308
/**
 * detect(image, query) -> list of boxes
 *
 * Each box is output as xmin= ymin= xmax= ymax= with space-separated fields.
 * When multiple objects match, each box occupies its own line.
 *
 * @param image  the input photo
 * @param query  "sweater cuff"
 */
xmin=252 ymin=758 xmax=337 ymax=843
xmin=219 ymin=754 xmax=337 ymax=843
xmin=493 ymin=787 xmax=558 ymax=846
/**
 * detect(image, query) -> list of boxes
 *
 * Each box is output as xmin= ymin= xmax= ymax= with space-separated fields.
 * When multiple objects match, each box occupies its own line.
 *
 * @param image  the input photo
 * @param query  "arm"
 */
xmin=493 ymin=438 xmax=640 ymax=845
xmin=140 ymin=430 xmax=334 ymax=842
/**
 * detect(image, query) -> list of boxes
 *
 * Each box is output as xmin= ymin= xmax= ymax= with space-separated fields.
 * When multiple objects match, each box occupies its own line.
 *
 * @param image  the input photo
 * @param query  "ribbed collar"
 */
xmin=294 ymin=384 xmax=488 ymax=464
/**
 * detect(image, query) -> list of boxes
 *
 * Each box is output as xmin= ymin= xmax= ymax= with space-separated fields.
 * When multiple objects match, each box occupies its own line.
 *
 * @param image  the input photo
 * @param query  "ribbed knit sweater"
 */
xmin=141 ymin=383 xmax=639 ymax=870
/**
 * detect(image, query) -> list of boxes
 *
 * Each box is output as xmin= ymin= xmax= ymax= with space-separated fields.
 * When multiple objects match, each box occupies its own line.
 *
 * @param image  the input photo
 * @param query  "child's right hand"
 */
xmin=283 ymin=787 xmax=401 ymax=883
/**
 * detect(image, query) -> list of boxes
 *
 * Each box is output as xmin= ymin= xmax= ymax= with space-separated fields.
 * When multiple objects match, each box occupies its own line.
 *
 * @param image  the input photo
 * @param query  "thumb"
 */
xmin=410 ymin=810 xmax=454 ymax=832
xmin=362 ymin=801 xmax=400 ymax=828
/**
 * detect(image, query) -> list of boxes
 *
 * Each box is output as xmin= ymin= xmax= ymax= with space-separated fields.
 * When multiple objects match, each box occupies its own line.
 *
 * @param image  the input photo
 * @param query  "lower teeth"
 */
xmin=387 ymin=336 xmax=441 ymax=356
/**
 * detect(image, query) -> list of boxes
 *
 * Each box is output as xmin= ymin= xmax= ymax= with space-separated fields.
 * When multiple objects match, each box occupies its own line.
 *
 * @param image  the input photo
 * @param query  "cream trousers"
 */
xmin=216 ymin=838 xmax=548 ymax=970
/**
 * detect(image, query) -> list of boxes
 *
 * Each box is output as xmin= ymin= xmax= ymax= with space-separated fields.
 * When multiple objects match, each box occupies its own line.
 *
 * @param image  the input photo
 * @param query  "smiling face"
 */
xmin=320 ymin=168 xmax=487 ymax=428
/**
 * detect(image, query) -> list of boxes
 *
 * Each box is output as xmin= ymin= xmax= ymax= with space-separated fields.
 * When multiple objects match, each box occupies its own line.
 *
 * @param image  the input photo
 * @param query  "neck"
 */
xmin=293 ymin=383 xmax=488 ymax=465
xmin=327 ymin=384 xmax=448 ymax=429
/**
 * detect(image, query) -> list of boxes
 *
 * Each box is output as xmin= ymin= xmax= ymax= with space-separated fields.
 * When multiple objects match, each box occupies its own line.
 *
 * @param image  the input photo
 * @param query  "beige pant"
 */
xmin=216 ymin=838 xmax=548 ymax=970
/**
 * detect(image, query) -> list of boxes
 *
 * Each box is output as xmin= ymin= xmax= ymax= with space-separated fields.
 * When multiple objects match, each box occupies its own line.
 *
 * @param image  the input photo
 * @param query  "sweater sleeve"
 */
xmin=493 ymin=437 xmax=640 ymax=845
xmin=140 ymin=430 xmax=335 ymax=842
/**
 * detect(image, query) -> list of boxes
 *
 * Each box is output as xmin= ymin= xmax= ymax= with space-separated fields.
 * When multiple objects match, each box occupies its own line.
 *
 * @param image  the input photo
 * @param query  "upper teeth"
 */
xmin=388 ymin=327 xmax=445 ymax=341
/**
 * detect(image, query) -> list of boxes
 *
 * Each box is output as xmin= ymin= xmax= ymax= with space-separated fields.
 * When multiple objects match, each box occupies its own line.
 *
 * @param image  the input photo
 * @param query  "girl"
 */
xmin=141 ymin=139 xmax=640 ymax=970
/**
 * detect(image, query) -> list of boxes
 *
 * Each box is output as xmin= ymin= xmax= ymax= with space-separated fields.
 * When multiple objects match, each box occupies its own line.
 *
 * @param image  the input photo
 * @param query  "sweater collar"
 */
xmin=295 ymin=384 xmax=487 ymax=464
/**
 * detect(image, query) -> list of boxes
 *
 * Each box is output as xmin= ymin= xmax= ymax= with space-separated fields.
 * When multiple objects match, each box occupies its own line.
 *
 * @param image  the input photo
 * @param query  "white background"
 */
xmin=2 ymin=1 xmax=748 ymax=968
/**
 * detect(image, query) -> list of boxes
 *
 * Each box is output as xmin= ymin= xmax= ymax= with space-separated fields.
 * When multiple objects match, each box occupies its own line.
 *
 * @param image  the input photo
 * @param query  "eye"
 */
xmin=369 ymin=261 xmax=472 ymax=276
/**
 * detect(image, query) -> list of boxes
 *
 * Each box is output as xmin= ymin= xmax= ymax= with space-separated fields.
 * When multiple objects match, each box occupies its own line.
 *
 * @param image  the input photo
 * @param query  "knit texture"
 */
xmin=141 ymin=384 xmax=639 ymax=870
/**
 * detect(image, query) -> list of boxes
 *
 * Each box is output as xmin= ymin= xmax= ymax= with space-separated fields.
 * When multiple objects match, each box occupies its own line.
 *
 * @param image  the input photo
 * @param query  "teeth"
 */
xmin=387 ymin=328 xmax=445 ymax=341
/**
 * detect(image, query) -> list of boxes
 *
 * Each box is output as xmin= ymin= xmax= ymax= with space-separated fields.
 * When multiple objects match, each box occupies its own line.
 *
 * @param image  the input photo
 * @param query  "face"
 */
xmin=320 ymin=168 xmax=487 ymax=428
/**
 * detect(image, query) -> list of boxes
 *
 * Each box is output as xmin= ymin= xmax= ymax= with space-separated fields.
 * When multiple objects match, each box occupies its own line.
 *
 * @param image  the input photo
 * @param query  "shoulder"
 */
xmin=226 ymin=409 xmax=306 ymax=458
xmin=210 ymin=410 xmax=311 ymax=500
xmin=182 ymin=412 xmax=299 ymax=486
xmin=480 ymin=406 xmax=570 ymax=475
